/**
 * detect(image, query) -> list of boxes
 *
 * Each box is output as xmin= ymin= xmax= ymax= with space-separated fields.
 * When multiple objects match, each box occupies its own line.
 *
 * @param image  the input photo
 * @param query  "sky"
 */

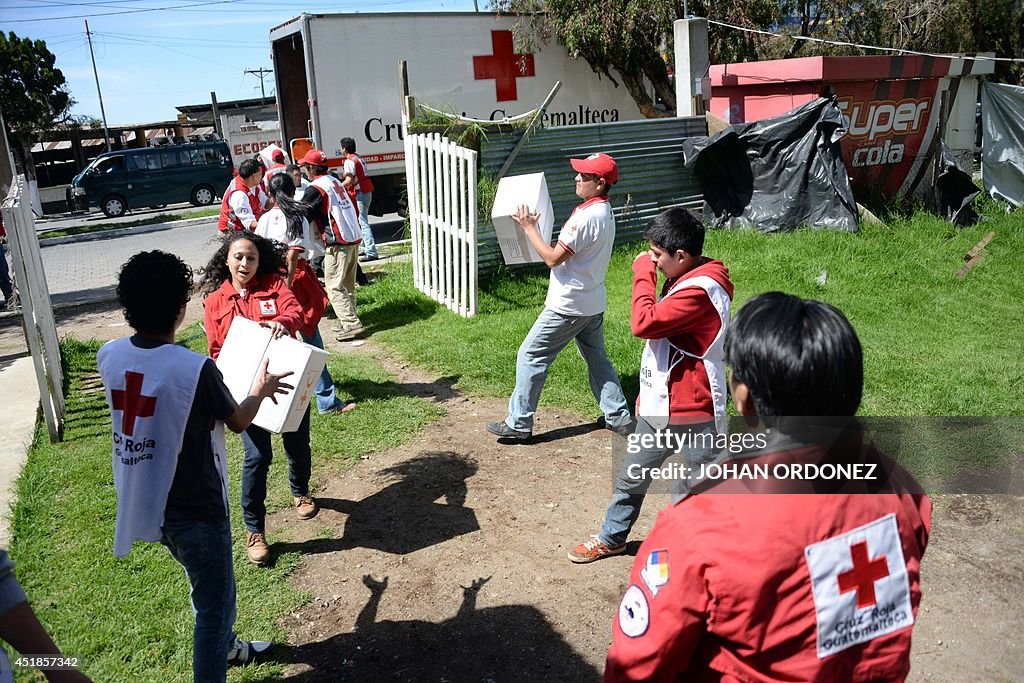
xmin=0 ymin=0 xmax=482 ymax=125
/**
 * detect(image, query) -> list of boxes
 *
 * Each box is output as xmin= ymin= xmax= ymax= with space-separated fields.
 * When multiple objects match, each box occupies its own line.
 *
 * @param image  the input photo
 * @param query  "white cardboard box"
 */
xmin=259 ymin=143 xmax=289 ymax=167
xmin=215 ymin=317 xmax=327 ymax=433
xmin=491 ymin=172 xmax=555 ymax=265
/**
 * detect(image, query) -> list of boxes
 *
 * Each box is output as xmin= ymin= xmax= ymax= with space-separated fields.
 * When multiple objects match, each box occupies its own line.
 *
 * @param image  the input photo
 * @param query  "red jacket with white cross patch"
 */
xmin=203 ymin=274 xmax=304 ymax=361
xmin=605 ymin=442 xmax=931 ymax=682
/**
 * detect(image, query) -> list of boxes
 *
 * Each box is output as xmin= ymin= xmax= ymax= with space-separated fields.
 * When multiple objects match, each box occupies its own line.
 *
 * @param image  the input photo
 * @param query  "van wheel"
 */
xmin=191 ymin=184 xmax=215 ymax=206
xmin=101 ymin=195 xmax=127 ymax=218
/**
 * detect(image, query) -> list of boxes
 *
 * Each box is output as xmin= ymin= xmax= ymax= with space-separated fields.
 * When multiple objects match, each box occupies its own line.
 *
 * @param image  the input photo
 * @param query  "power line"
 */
xmin=706 ymin=18 xmax=1024 ymax=63
xmin=11 ymin=0 xmax=160 ymax=8
xmin=97 ymin=29 xmax=256 ymax=45
xmin=2 ymin=0 xmax=247 ymax=23
xmin=92 ymin=32 xmax=242 ymax=69
xmin=1 ymin=0 xmax=439 ymax=20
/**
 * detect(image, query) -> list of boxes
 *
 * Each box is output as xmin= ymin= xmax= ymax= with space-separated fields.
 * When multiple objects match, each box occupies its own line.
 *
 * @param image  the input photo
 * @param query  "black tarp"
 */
xmin=934 ymin=139 xmax=980 ymax=226
xmin=683 ymin=97 xmax=858 ymax=233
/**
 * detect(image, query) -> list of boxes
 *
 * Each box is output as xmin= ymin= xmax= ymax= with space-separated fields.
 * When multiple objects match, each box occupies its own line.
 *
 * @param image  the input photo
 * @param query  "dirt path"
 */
xmin=3 ymin=303 xmax=1020 ymax=681
xmin=272 ymin=336 xmax=1022 ymax=682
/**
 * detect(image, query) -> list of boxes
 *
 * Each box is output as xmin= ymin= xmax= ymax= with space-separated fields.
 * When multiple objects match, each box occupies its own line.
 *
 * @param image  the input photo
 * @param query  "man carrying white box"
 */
xmin=486 ymin=153 xmax=633 ymax=441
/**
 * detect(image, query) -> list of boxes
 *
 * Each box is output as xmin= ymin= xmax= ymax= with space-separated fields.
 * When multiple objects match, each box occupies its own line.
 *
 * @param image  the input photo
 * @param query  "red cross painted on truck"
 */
xmin=111 ymin=371 xmax=157 ymax=437
xmin=837 ymin=541 xmax=890 ymax=608
xmin=473 ymin=30 xmax=535 ymax=102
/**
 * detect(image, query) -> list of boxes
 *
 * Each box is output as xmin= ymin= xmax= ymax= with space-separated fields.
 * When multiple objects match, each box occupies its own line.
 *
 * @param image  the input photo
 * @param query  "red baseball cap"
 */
xmin=570 ymin=153 xmax=618 ymax=185
xmin=301 ymin=148 xmax=328 ymax=166
xmin=271 ymin=149 xmax=285 ymax=162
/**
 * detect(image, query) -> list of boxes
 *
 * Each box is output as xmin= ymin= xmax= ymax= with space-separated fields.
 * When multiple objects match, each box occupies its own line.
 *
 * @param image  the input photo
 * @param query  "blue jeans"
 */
xmin=0 ymin=241 xmax=12 ymax=300
xmin=356 ymin=191 xmax=377 ymax=257
xmin=240 ymin=408 xmax=311 ymax=533
xmin=161 ymin=511 xmax=236 ymax=683
xmin=300 ymin=327 xmax=345 ymax=413
xmin=598 ymin=417 xmax=721 ymax=546
xmin=506 ymin=308 xmax=631 ymax=432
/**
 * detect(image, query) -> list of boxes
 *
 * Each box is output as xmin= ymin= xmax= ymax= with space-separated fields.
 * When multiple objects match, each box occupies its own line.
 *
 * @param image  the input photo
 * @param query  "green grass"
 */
xmin=8 ymin=333 xmax=442 ymax=682
xmin=41 ymin=208 xmax=220 ymax=239
xmin=363 ymin=202 xmax=1024 ymax=417
xmin=7 ymin=201 xmax=1023 ymax=679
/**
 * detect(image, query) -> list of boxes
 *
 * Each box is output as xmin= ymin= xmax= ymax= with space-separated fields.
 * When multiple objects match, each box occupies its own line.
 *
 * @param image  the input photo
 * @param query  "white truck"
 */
xmin=269 ymin=11 xmax=645 ymax=214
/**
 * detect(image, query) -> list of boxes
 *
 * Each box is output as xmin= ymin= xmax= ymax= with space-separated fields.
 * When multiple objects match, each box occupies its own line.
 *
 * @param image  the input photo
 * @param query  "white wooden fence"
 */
xmin=2 ymin=175 xmax=65 ymax=442
xmin=404 ymin=132 xmax=478 ymax=317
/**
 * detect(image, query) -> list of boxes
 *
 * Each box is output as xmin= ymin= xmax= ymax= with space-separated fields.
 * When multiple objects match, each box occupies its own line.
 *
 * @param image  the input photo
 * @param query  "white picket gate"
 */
xmin=2 ymin=175 xmax=65 ymax=442
xmin=404 ymin=132 xmax=478 ymax=317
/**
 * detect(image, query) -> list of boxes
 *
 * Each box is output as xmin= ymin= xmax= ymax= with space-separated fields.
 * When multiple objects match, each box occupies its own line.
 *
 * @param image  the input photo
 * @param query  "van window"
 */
xmin=161 ymin=151 xmax=179 ymax=169
xmin=178 ymin=150 xmax=193 ymax=167
xmin=94 ymin=156 xmax=124 ymax=174
xmin=205 ymin=147 xmax=226 ymax=165
xmin=144 ymin=153 xmax=161 ymax=171
xmin=187 ymin=149 xmax=207 ymax=166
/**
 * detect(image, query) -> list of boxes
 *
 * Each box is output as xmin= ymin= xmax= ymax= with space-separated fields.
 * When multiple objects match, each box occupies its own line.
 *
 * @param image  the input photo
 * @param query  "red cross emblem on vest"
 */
xmin=473 ymin=30 xmax=535 ymax=102
xmin=837 ymin=540 xmax=890 ymax=608
xmin=111 ymin=371 xmax=157 ymax=437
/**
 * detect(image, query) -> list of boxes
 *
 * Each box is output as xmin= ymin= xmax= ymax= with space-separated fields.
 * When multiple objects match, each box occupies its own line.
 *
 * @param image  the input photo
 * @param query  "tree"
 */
xmin=491 ymin=1 xmax=787 ymax=117
xmin=492 ymin=0 xmax=680 ymax=118
xmin=493 ymin=1 xmax=1022 ymax=120
xmin=0 ymin=31 xmax=75 ymax=183
xmin=748 ymin=1 xmax=1023 ymax=84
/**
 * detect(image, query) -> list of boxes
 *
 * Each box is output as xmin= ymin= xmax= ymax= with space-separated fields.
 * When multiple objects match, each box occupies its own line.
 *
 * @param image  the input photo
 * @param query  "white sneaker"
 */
xmin=226 ymin=638 xmax=273 ymax=666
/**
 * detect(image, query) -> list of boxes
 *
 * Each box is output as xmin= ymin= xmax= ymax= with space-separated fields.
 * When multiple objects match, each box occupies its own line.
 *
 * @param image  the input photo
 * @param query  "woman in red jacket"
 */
xmin=198 ymin=231 xmax=318 ymax=567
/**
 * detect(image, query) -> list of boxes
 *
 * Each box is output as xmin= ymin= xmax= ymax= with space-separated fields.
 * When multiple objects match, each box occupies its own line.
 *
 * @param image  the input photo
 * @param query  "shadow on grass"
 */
xmin=358 ymin=291 xmax=441 ymax=334
xmin=250 ymin=574 xmax=602 ymax=682
xmin=270 ymin=451 xmax=478 ymax=560
xmin=335 ymin=375 xmax=460 ymax=403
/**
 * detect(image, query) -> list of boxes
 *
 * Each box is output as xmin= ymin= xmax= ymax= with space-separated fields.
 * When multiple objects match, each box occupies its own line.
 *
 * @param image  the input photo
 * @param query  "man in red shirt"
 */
xmin=340 ymin=137 xmax=378 ymax=262
xmin=570 ymin=207 xmax=733 ymax=563
xmin=605 ymin=293 xmax=932 ymax=682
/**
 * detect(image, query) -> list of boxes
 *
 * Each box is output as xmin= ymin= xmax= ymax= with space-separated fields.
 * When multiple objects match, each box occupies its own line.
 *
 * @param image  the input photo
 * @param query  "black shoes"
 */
xmin=485 ymin=421 xmax=532 ymax=440
xmin=598 ymin=416 xmax=636 ymax=438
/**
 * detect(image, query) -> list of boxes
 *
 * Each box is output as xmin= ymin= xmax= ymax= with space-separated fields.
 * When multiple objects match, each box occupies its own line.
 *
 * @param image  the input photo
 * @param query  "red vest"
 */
xmin=217 ymin=176 xmax=262 ymax=232
xmin=346 ymin=153 xmax=375 ymax=194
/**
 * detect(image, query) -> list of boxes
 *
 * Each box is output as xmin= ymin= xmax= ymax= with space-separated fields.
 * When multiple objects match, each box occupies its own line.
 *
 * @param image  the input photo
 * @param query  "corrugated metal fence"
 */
xmin=478 ymin=116 xmax=707 ymax=272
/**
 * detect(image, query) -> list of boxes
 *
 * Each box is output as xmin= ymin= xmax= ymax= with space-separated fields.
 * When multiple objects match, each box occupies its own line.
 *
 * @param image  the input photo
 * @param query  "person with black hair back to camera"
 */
xmin=256 ymin=172 xmax=356 ymax=417
xmin=606 ymin=293 xmax=931 ymax=682
xmin=299 ymin=149 xmax=365 ymax=341
xmin=97 ymin=250 xmax=292 ymax=680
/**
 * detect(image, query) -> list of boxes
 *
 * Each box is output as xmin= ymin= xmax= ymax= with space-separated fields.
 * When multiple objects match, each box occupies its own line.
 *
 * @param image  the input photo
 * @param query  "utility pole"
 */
xmin=244 ymin=68 xmax=273 ymax=99
xmin=84 ymin=20 xmax=112 ymax=153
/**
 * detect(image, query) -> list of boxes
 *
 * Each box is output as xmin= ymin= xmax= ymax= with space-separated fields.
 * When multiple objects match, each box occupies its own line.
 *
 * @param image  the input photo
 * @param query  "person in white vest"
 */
xmin=485 ymin=153 xmax=633 ymax=441
xmin=97 ymin=251 xmax=293 ymax=681
xmin=569 ymin=207 xmax=734 ymax=563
